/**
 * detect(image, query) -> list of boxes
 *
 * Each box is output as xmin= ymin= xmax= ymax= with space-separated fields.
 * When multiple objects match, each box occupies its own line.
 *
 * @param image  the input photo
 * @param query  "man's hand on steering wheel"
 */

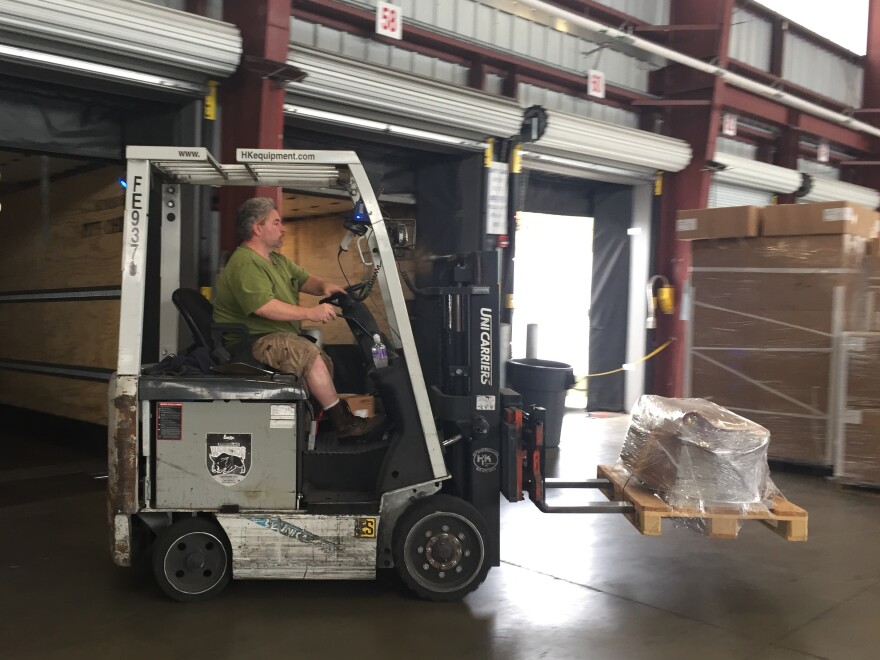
xmin=309 ymin=303 xmax=337 ymax=323
xmin=319 ymin=281 xmax=372 ymax=305
xmin=321 ymin=282 xmax=347 ymax=297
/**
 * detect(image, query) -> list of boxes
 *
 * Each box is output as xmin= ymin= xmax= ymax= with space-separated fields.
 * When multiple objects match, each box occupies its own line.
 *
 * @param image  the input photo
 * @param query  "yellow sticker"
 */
xmin=654 ymin=172 xmax=663 ymax=196
xmin=355 ymin=517 xmax=376 ymax=538
xmin=204 ymin=80 xmax=218 ymax=121
xmin=511 ymin=145 xmax=523 ymax=174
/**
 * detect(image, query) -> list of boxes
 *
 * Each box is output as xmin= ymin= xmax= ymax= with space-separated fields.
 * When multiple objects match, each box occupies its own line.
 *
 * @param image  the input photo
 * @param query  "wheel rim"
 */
xmin=403 ymin=511 xmax=484 ymax=594
xmin=162 ymin=530 xmax=228 ymax=596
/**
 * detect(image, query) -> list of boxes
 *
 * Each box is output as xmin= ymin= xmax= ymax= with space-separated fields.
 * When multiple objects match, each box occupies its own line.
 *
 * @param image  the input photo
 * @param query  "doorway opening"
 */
xmin=512 ymin=212 xmax=594 ymax=408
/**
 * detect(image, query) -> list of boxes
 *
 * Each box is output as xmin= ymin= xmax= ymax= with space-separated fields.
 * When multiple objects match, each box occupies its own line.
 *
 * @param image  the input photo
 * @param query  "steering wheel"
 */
xmin=319 ymin=281 xmax=371 ymax=306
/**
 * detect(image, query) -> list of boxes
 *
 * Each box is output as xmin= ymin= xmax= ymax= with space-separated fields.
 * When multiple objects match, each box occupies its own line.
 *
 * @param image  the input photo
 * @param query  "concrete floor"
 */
xmin=2 ymin=409 xmax=880 ymax=660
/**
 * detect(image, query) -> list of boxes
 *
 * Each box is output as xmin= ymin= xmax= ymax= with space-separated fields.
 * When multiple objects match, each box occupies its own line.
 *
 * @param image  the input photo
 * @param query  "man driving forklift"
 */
xmin=212 ymin=197 xmax=385 ymax=440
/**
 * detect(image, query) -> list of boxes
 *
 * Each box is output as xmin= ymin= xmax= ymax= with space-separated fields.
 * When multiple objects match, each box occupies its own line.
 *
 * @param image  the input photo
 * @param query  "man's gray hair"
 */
xmin=235 ymin=197 xmax=277 ymax=241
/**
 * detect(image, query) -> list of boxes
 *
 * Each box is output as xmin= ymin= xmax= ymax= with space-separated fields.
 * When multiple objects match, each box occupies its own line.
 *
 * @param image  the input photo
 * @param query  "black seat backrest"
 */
xmin=169 ymin=288 xmax=280 ymax=378
xmin=171 ymin=288 xmax=258 ymax=367
xmin=172 ymin=288 xmax=216 ymax=350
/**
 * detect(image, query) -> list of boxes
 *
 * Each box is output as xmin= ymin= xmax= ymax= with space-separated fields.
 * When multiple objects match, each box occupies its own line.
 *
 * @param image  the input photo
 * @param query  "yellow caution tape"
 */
xmin=576 ymin=339 xmax=674 ymax=382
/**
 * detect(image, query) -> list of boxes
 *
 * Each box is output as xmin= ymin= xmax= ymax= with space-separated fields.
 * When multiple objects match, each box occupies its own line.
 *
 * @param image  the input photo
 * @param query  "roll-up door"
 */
xmin=708 ymin=151 xmax=801 ymax=207
xmin=286 ymin=47 xmax=691 ymax=176
xmin=708 ymin=181 xmax=772 ymax=208
xmin=800 ymin=175 xmax=880 ymax=210
xmin=0 ymin=0 xmax=241 ymax=94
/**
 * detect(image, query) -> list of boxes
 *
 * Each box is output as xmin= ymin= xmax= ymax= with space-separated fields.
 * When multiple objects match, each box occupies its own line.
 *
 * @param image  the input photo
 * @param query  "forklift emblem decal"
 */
xmin=473 ymin=448 xmax=499 ymax=473
xmin=206 ymin=433 xmax=251 ymax=486
xmin=479 ymin=308 xmax=492 ymax=385
xmin=250 ymin=517 xmax=341 ymax=553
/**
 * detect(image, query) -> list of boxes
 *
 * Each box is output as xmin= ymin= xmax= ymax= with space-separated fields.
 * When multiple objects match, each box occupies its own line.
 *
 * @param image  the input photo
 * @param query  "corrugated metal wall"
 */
xmin=783 ymin=33 xmax=863 ymax=106
xmin=798 ymin=157 xmax=841 ymax=180
xmin=293 ymin=2 xmax=867 ymax=126
xmin=727 ymin=5 xmax=864 ymax=107
xmin=350 ymin=0 xmax=654 ymax=92
xmin=715 ymin=136 xmax=758 ymax=158
xmin=291 ymin=19 xmax=638 ymax=128
xmin=142 ymin=0 xmax=186 ymax=8
xmin=728 ymin=5 xmax=772 ymax=71
xmin=291 ymin=19 xmax=469 ymax=84
xmin=141 ymin=0 xmax=222 ymax=19
xmin=592 ymin=0 xmax=670 ymax=25
xmin=519 ymin=83 xmax=638 ymax=127
xmin=291 ymin=8 xmax=650 ymax=124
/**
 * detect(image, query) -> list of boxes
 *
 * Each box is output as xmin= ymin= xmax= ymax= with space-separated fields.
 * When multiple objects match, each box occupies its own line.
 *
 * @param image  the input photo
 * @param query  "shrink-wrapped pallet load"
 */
xmin=689 ymin=232 xmax=871 ymax=467
xmin=620 ymin=396 xmax=778 ymax=511
xmin=835 ymin=333 xmax=880 ymax=488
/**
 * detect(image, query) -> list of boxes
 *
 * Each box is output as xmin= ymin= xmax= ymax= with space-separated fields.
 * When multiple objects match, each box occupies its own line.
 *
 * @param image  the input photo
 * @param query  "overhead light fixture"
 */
xmin=284 ymin=105 xmax=387 ymax=131
xmin=386 ymin=124 xmax=484 ymax=148
xmin=0 ymin=44 xmax=204 ymax=94
xmin=520 ymin=150 xmax=655 ymax=181
xmin=284 ymin=104 xmax=487 ymax=149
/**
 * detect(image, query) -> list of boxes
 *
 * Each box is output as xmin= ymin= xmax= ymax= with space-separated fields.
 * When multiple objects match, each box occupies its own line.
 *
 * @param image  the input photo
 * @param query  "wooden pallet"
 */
xmin=597 ymin=465 xmax=808 ymax=541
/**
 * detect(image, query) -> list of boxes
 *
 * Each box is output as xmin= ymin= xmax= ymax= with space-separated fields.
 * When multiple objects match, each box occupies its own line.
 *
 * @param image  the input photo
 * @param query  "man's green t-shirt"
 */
xmin=213 ymin=245 xmax=311 ymax=337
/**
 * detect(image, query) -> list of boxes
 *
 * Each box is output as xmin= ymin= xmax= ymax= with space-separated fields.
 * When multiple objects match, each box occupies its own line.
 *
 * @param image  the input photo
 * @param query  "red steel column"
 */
xmin=775 ymin=108 xmax=801 ymax=204
xmin=862 ymin=0 xmax=880 ymax=190
xmin=652 ymin=0 xmax=734 ymax=397
xmin=218 ymin=0 xmax=291 ymax=254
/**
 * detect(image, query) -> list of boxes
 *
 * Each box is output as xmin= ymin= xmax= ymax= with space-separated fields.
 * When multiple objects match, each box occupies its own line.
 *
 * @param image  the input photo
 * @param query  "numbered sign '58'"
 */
xmin=376 ymin=1 xmax=403 ymax=40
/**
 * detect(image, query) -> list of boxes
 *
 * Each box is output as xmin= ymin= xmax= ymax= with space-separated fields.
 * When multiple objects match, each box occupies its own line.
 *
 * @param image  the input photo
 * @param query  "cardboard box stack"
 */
xmin=868 ymin=239 xmax=880 ymax=331
xmin=835 ymin=333 xmax=880 ymax=487
xmin=679 ymin=201 xmax=879 ymax=468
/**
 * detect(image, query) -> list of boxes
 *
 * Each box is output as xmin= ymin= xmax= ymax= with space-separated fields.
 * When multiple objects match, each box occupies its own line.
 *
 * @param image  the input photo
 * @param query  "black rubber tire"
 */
xmin=151 ymin=517 xmax=232 ymax=602
xmin=392 ymin=495 xmax=491 ymax=602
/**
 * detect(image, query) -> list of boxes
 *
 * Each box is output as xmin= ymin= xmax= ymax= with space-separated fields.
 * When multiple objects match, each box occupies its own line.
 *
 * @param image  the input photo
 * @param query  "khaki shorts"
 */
xmin=251 ymin=333 xmax=333 ymax=379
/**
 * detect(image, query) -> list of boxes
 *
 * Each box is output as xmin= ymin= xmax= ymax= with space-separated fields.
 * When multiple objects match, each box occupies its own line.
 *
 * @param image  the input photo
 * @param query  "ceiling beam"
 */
xmin=632 ymin=99 xmax=712 ymax=106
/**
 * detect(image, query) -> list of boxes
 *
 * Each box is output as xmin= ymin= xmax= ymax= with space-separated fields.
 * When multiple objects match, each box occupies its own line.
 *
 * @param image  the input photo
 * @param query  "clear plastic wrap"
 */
xmin=619 ymin=396 xmax=779 ymax=517
xmin=690 ymin=235 xmax=871 ymax=467
xmin=837 ymin=332 xmax=880 ymax=488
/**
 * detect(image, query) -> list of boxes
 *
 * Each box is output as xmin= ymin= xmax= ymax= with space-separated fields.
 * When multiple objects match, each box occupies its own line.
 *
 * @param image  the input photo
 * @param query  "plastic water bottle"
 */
xmin=371 ymin=334 xmax=388 ymax=369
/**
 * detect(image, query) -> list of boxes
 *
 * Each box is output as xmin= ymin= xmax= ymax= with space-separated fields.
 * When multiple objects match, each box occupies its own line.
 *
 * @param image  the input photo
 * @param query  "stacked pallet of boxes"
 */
xmin=678 ymin=201 xmax=878 ymax=468
xmin=835 ymin=240 xmax=880 ymax=486
xmin=834 ymin=332 xmax=880 ymax=486
xmin=868 ymin=239 xmax=880 ymax=331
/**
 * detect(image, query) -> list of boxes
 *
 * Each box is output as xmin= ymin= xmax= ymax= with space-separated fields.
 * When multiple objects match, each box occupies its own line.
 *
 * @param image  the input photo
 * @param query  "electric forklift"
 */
xmin=108 ymin=143 xmax=631 ymax=602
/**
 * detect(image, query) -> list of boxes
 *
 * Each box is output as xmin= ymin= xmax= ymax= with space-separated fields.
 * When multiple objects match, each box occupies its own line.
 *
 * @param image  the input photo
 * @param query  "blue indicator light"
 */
xmin=118 ymin=178 xmax=128 ymax=189
xmin=353 ymin=200 xmax=368 ymax=223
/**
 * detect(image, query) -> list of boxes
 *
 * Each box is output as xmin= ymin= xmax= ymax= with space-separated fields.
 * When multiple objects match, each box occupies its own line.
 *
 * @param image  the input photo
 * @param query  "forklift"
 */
xmin=108 ymin=141 xmax=632 ymax=602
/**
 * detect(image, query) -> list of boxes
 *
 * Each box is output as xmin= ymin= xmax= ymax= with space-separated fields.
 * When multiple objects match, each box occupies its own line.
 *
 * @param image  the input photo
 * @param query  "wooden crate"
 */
xmin=597 ymin=465 xmax=808 ymax=541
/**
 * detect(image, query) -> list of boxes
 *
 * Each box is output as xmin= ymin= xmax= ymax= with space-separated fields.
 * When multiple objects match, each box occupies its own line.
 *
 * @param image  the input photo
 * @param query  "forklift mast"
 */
xmin=421 ymin=251 xmax=504 ymax=566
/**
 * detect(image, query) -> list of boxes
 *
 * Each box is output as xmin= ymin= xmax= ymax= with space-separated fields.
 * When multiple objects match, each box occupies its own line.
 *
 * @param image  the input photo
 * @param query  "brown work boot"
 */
xmin=326 ymin=400 xmax=386 ymax=441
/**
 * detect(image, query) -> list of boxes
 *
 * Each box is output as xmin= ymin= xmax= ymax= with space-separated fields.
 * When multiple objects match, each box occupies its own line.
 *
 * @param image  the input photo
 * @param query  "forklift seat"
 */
xmin=171 ymin=288 xmax=251 ymax=365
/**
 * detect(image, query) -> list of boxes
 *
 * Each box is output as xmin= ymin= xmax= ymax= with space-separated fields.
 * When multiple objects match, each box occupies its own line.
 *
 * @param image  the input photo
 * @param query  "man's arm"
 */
xmin=300 ymin=275 xmax=346 ymax=297
xmin=253 ymin=299 xmax=336 ymax=323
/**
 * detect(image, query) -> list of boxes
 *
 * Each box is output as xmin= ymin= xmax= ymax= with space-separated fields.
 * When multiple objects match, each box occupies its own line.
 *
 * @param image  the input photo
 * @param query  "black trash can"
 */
xmin=506 ymin=358 xmax=575 ymax=448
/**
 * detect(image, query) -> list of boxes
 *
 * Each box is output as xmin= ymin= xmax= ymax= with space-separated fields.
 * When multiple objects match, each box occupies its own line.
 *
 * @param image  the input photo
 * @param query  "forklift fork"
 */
xmin=502 ymin=406 xmax=634 ymax=515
